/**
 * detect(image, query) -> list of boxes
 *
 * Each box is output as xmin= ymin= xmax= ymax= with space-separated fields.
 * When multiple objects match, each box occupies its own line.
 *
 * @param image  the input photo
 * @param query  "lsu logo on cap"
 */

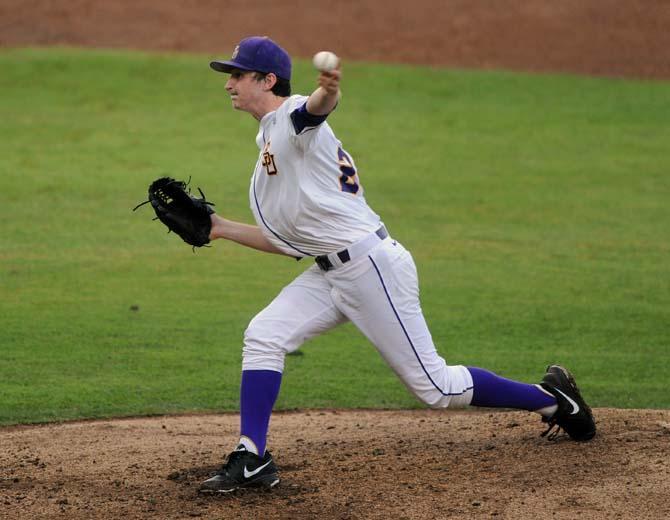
xmin=232 ymin=45 xmax=240 ymax=59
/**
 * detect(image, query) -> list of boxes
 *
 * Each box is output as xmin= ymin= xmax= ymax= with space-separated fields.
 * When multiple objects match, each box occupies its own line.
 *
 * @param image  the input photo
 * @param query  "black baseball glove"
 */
xmin=134 ymin=177 xmax=215 ymax=248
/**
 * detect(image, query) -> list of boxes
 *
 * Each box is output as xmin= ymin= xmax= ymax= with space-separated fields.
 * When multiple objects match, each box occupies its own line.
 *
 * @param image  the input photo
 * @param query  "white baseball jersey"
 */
xmin=249 ymin=95 xmax=382 ymax=257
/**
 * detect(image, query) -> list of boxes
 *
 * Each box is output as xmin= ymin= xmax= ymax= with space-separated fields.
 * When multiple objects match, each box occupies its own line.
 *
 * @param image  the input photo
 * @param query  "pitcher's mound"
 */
xmin=2 ymin=408 xmax=669 ymax=519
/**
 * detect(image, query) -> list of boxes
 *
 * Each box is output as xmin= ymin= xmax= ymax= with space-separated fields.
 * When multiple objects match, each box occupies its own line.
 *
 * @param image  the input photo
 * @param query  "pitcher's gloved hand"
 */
xmin=134 ymin=177 xmax=215 ymax=248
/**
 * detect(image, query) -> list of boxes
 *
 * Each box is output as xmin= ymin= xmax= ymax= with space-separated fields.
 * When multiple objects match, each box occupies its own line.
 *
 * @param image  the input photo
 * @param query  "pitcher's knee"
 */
xmin=419 ymin=394 xmax=449 ymax=410
xmin=416 ymin=390 xmax=450 ymax=409
xmin=242 ymin=323 xmax=287 ymax=372
xmin=416 ymin=388 xmax=473 ymax=409
xmin=410 ymin=365 xmax=474 ymax=409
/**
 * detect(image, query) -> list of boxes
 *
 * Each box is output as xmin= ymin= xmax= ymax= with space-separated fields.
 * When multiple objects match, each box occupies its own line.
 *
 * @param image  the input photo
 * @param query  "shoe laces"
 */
xmin=219 ymin=450 xmax=246 ymax=475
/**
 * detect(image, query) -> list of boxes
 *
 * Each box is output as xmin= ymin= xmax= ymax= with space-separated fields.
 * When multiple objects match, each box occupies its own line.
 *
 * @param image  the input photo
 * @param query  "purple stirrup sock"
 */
xmin=467 ymin=367 xmax=556 ymax=411
xmin=240 ymin=370 xmax=282 ymax=455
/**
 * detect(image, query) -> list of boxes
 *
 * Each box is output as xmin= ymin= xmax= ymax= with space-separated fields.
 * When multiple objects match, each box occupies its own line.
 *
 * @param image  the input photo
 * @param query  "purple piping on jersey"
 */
xmin=251 ymin=169 xmax=313 ymax=257
xmin=368 ymin=256 xmax=472 ymax=397
xmin=290 ymin=103 xmax=328 ymax=134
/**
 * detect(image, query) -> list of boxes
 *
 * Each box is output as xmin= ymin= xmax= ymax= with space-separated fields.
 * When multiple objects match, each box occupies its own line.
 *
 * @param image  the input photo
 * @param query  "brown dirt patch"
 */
xmin=2 ymin=0 xmax=670 ymax=79
xmin=2 ymin=409 xmax=669 ymax=519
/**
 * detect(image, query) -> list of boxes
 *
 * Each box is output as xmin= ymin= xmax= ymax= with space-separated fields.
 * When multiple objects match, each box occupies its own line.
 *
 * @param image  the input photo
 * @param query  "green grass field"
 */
xmin=1 ymin=48 xmax=668 ymax=425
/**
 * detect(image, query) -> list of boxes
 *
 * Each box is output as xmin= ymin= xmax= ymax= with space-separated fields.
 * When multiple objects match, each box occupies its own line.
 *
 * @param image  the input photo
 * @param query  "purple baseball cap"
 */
xmin=210 ymin=36 xmax=292 ymax=81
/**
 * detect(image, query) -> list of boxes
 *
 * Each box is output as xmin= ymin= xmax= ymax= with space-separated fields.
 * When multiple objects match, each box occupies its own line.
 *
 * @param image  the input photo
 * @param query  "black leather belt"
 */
xmin=315 ymin=226 xmax=388 ymax=271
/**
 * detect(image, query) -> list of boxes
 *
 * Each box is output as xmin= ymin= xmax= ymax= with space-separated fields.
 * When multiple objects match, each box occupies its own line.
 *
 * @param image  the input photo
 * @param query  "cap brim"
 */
xmin=210 ymin=60 xmax=254 ymax=73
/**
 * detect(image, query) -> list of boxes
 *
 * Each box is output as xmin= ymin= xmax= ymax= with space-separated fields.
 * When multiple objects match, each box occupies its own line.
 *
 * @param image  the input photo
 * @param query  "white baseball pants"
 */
xmin=242 ymin=235 xmax=474 ymax=409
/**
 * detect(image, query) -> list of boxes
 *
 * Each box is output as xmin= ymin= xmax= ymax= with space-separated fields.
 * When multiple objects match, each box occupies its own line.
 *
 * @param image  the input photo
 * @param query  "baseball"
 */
xmin=312 ymin=51 xmax=339 ymax=72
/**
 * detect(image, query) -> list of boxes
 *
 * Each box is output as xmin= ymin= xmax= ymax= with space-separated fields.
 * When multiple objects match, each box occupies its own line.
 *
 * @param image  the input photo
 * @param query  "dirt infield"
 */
xmin=1 ymin=409 xmax=669 ymax=519
xmin=2 ymin=1 xmax=670 ymax=518
xmin=2 ymin=0 xmax=670 ymax=79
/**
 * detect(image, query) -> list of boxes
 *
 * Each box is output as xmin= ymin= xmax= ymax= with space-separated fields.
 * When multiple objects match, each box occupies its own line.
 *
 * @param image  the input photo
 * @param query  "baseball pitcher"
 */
xmin=147 ymin=36 xmax=596 ymax=493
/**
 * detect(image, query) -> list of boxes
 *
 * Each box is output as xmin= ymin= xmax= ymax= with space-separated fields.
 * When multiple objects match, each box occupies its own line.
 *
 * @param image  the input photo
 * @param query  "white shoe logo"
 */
xmin=244 ymin=460 xmax=272 ymax=479
xmin=554 ymin=388 xmax=580 ymax=415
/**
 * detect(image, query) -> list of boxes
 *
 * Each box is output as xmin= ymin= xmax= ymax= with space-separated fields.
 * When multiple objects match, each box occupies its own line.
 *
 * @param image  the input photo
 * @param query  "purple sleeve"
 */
xmin=290 ymin=102 xmax=329 ymax=134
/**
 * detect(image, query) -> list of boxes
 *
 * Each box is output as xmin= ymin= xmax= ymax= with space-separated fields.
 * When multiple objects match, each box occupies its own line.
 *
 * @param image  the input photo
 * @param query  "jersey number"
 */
xmin=338 ymin=147 xmax=359 ymax=194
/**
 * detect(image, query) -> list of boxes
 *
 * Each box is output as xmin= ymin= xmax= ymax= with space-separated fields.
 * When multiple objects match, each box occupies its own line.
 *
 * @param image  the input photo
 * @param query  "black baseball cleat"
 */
xmin=539 ymin=365 xmax=596 ymax=441
xmin=199 ymin=446 xmax=280 ymax=494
